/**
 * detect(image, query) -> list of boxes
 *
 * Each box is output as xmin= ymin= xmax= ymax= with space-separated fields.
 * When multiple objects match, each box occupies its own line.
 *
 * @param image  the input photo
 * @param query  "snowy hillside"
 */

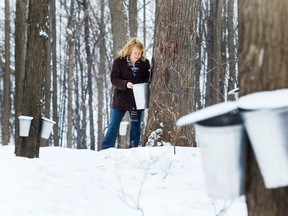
xmin=0 ymin=145 xmax=247 ymax=216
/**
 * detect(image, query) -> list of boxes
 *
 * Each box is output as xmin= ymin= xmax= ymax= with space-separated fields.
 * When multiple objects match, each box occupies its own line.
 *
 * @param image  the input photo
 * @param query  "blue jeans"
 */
xmin=100 ymin=109 xmax=143 ymax=150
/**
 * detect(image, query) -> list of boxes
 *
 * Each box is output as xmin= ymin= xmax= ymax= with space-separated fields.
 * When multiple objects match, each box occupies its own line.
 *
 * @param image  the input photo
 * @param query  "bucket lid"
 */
xmin=133 ymin=83 xmax=149 ymax=87
xmin=238 ymin=88 xmax=288 ymax=110
xmin=41 ymin=117 xmax=56 ymax=124
xmin=228 ymin=87 xmax=239 ymax=95
xmin=176 ymin=101 xmax=238 ymax=126
xmin=18 ymin=115 xmax=34 ymax=120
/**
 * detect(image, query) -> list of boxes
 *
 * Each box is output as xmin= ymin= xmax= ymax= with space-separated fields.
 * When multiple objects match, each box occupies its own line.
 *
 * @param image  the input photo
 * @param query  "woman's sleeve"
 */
xmin=111 ymin=59 xmax=130 ymax=90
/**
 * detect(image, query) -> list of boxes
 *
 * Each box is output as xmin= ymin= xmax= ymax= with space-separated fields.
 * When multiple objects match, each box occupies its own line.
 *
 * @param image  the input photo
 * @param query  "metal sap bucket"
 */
xmin=119 ymin=121 xmax=129 ymax=136
xmin=196 ymin=113 xmax=246 ymax=200
xmin=133 ymin=83 xmax=149 ymax=110
xmin=18 ymin=115 xmax=34 ymax=137
xmin=40 ymin=117 xmax=56 ymax=139
xmin=239 ymin=89 xmax=288 ymax=189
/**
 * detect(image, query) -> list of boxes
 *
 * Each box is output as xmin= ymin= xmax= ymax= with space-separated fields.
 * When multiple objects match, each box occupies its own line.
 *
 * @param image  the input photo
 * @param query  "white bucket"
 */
xmin=196 ymin=113 xmax=246 ymax=199
xmin=176 ymin=102 xmax=246 ymax=199
xmin=239 ymin=89 xmax=288 ymax=189
xmin=41 ymin=117 xmax=56 ymax=139
xmin=119 ymin=121 xmax=129 ymax=136
xmin=133 ymin=83 xmax=149 ymax=110
xmin=18 ymin=116 xmax=34 ymax=137
xmin=241 ymin=109 xmax=288 ymax=188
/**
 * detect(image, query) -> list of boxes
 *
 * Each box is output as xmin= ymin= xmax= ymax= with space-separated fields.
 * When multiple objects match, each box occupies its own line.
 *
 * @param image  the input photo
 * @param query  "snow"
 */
xmin=0 ymin=145 xmax=247 ymax=216
xmin=238 ymin=88 xmax=288 ymax=110
xmin=39 ymin=28 xmax=48 ymax=38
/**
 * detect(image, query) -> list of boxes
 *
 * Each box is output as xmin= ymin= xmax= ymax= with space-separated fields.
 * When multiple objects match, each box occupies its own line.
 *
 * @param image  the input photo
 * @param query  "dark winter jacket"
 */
xmin=111 ymin=57 xmax=150 ymax=111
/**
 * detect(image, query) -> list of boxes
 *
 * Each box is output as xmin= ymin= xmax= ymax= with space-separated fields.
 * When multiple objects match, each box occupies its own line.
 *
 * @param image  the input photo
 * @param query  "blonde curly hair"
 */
xmin=119 ymin=37 xmax=146 ymax=61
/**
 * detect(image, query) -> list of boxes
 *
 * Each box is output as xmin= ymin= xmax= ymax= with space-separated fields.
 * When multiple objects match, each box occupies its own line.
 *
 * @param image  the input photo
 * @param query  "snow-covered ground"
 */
xmin=0 ymin=145 xmax=247 ymax=216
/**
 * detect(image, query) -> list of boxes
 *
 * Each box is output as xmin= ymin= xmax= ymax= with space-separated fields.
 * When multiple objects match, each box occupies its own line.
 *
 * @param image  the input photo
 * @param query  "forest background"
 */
xmin=1 ymin=0 xmax=288 ymax=215
xmin=0 ymin=0 xmax=156 ymax=151
xmin=0 ymin=0 xmax=239 ymax=151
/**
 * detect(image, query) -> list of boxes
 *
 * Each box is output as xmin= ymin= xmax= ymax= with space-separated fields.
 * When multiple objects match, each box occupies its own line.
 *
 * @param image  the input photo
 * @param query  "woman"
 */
xmin=100 ymin=38 xmax=150 ymax=150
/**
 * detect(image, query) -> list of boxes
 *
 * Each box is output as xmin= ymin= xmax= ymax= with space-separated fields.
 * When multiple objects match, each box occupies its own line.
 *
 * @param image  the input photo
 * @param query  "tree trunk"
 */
xmin=129 ymin=0 xmax=137 ymax=37
xmin=143 ymin=0 xmax=198 ymax=147
xmin=74 ymin=52 xmax=82 ymax=149
xmin=142 ymin=0 xmax=146 ymax=45
xmin=66 ymin=0 xmax=75 ymax=148
xmin=15 ymin=0 xmax=48 ymax=158
xmin=14 ymin=0 xmax=28 ymax=152
xmin=74 ymin=41 xmax=87 ymax=150
xmin=220 ymin=0 xmax=227 ymax=97
xmin=227 ymin=0 xmax=238 ymax=101
xmin=3 ymin=0 xmax=11 ymax=146
xmin=108 ymin=0 xmax=129 ymax=148
xmin=83 ymin=0 xmax=95 ymax=150
xmin=194 ymin=0 xmax=204 ymax=111
xmin=41 ymin=0 xmax=53 ymax=147
xmin=51 ymin=0 xmax=59 ymax=146
xmin=108 ymin=0 xmax=128 ymax=58
xmin=205 ymin=0 xmax=224 ymax=106
xmin=97 ymin=0 xmax=106 ymax=151
xmin=239 ymin=0 xmax=288 ymax=215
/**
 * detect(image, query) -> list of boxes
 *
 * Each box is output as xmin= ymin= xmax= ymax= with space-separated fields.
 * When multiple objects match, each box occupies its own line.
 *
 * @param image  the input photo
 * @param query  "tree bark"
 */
xmin=3 ymin=0 xmax=11 ymax=145
xmin=205 ymin=0 xmax=224 ymax=106
xmin=51 ymin=0 xmax=59 ymax=146
xmin=108 ymin=0 xmax=129 ymax=148
xmin=66 ymin=0 xmax=75 ymax=148
xmin=108 ymin=0 xmax=128 ymax=58
xmin=14 ymin=0 xmax=28 ymax=152
xmin=239 ymin=0 xmax=288 ymax=215
xmin=83 ymin=0 xmax=96 ymax=150
xmin=15 ymin=0 xmax=49 ymax=158
xmin=74 ymin=50 xmax=82 ymax=149
xmin=143 ymin=0 xmax=198 ymax=147
xmin=142 ymin=0 xmax=146 ymax=45
xmin=41 ymin=0 xmax=53 ymax=147
xmin=227 ymin=0 xmax=238 ymax=101
xmin=129 ymin=0 xmax=137 ymax=37
xmin=194 ymin=0 xmax=204 ymax=111
xmin=97 ymin=0 xmax=106 ymax=151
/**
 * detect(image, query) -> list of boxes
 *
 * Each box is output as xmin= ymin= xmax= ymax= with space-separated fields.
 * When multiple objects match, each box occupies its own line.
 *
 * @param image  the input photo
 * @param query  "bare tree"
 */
xmin=83 ymin=0 xmax=96 ymax=150
xmin=129 ymin=0 xmax=138 ymax=37
xmin=142 ymin=0 xmax=147 ymax=45
xmin=96 ymin=0 xmax=107 ymax=150
xmin=239 ymin=0 xmax=288 ymax=215
xmin=108 ymin=0 xmax=128 ymax=58
xmin=108 ymin=0 xmax=129 ymax=149
xmin=2 ymin=0 xmax=11 ymax=145
xmin=227 ymin=0 xmax=238 ymax=100
xmin=51 ymin=0 xmax=59 ymax=146
xmin=73 ymin=1 xmax=88 ymax=150
xmin=143 ymin=0 xmax=198 ymax=147
xmin=66 ymin=0 xmax=75 ymax=148
xmin=205 ymin=0 xmax=224 ymax=106
xmin=74 ymin=42 xmax=85 ymax=149
xmin=15 ymin=0 xmax=49 ymax=158
xmin=41 ymin=0 xmax=53 ymax=147
xmin=14 ymin=0 xmax=28 ymax=150
xmin=194 ymin=0 xmax=238 ymax=109
xmin=195 ymin=0 xmax=204 ymax=111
